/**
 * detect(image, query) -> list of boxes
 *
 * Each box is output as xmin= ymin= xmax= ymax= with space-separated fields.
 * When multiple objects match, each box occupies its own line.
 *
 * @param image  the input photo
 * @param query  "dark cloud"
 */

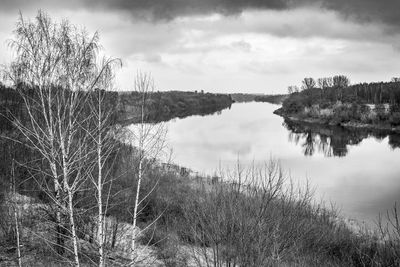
xmin=0 ymin=0 xmax=288 ymax=20
xmin=318 ymin=0 xmax=400 ymax=28
xmin=89 ymin=0 xmax=400 ymax=29
xmin=83 ymin=0 xmax=289 ymax=21
xmin=1 ymin=0 xmax=400 ymax=29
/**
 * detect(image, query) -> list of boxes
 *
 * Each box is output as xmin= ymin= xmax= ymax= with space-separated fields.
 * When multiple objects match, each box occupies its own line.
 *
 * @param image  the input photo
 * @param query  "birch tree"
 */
xmin=86 ymin=58 xmax=121 ymax=267
xmin=127 ymin=73 xmax=167 ymax=262
xmin=4 ymin=11 xmax=117 ymax=266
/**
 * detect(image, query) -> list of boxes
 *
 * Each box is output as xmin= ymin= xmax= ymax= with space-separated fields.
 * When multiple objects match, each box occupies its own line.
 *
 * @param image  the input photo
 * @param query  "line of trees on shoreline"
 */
xmin=118 ymin=90 xmax=233 ymax=124
xmin=0 ymin=83 xmax=234 ymax=131
xmin=287 ymin=75 xmax=400 ymax=105
xmin=279 ymin=75 xmax=400 ymax=127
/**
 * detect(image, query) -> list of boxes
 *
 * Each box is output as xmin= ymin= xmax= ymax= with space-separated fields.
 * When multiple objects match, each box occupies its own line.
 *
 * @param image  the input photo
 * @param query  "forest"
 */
xmin=0 ymin=83 xmax=233 ymax=130
xmin=277 ymin=76 xmax=400 ymax=129
xmin=118 ymin=90 xmax=233 ymax=124
xmin=1 ymin=11 xmax=400 ymax=267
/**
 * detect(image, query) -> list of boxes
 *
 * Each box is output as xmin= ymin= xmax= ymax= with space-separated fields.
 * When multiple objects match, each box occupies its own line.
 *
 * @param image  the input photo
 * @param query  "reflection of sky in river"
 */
xmin=162 ymin=102 xmax=400 ymax=225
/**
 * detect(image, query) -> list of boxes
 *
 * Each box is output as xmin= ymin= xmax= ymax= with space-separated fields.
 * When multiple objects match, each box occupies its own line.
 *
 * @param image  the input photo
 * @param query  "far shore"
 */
xmin=273 ymin=107 xmax=400 ymax=134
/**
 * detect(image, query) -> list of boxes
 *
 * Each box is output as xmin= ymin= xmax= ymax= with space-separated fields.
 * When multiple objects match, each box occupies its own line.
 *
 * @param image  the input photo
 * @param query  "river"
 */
xmin=161 ymin=102 xmax=400 ymax=226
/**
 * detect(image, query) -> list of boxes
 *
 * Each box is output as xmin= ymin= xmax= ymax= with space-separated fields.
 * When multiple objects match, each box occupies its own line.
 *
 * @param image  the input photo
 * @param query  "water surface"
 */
xmin=163 ymin=102 xmax=400 ymax=225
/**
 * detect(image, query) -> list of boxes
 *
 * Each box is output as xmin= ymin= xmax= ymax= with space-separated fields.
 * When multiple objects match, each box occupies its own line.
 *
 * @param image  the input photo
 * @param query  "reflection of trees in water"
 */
xmin=284 ymin=119 xmax=400 ymax=157
xmin=389 ymin=134 xmax=400 ymax=149
xmin=303 ymin=130 xmax=317 ymax=156
xmin=288 ymin=128 xmax=336 ymax=157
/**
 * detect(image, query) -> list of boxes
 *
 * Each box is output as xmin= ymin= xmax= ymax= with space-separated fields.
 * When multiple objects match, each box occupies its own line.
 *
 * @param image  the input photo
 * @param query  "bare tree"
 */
xmin=377 ymin=203 xmax=400 ymax=263
xmin=182 ymin=160 xmax=320 ymax=266
xmin=317 ymin=77 xmax=333 ymax=89
xmin=4 ymin=11 xmax=117 ymax=266
xmin=126 ymin=73 xmax=167 ymax=262
xmin=287 ymin=86 xmax=298 ymax=94
xmin=332 ymin=75 xmax=350 ymax=101
xmin=317 ymin=78 xmax=324 ymax=89
xmin=332 ymin=75 xmax=350 ymax=88
xmin=301 ymin=78 xmax=316 ymax=91
xmin=86 ymin=58 xmax=121 ymax=267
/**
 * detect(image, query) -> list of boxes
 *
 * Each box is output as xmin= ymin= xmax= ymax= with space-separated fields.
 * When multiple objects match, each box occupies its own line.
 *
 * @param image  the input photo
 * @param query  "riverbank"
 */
xmin=2 ymin=154 xmax=398 ymax=266
xmin=274 ymin=106 xmax=400 ymax=133
xmin=2 ymin=101 xmax=400 ymax=266
xmin=0 ymin=85 xmax=234 ymax=128
xmin=118 ymin=90 xmax=234 ymax=124
xmin=231 ymin=93 xmax=287 ymax=104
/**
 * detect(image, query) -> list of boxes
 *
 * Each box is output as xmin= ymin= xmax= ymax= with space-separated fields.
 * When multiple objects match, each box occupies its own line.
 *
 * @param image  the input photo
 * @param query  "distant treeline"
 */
xmin=254 ymin=94 xmax=287 ymax=104
xmin=283 ymin=76 xmax=400 ymax=108
xmin=308 ymin=80 xmax=400 ymax=105
xmin=230 ymin=93 xmax=260 ymax=102
xmin=118 ymin=90 xmax=233 ymax=123
xmin=0 ymin=84 xmax=233 ymax=130
xmin=0 ymin=83 xmax=120 ymax=131
xmin=231 ymin=93 xmax=287 ymax=104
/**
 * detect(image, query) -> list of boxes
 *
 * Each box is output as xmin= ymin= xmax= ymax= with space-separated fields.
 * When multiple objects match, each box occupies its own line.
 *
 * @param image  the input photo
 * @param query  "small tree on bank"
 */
xmin=86 ymin=58 xmax=121 ymax=267
xmin=127 ymin=73 xmax=167 ymax=262
xmin=301 ymin=78 xmax=316 ymax=91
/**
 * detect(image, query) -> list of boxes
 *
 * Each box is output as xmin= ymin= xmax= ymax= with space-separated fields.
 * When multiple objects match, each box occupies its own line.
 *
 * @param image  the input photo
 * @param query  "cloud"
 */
xmin=2 ymin=0 xmax=400 ymax=31
xmin=0 ymin=0 xmax=288 ymax=20
xmin=231 ymin=40 xmax=251 ymax=52
xmin=317 ymin=0 xmax=400 ymax=30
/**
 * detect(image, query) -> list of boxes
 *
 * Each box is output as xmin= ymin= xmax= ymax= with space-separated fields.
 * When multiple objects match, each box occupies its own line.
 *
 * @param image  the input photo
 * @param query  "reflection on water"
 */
xmin=161 ymin=102 xmax=400 ymax=225
xmin=284 ymin=119 xmax=400 ymax=157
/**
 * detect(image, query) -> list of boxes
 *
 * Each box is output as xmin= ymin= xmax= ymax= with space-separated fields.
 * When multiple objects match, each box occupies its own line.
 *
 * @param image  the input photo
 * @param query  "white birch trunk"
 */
xmin=11 ymin=160 xmax=22 ymax=267
xmin=97 ymin=125 xmax=105 ymax=267
xmin=131 ymin=92 xmax=145 ymax=260
xmin=13 ymin=206 xmax=22 ymax=267
xmin=50 ymin=161 xmax=64 ymax=254
xmin=67 ymin=189 xmax=80 ymax=267
xmin=131 ymin=157 xmax=143 ymax=259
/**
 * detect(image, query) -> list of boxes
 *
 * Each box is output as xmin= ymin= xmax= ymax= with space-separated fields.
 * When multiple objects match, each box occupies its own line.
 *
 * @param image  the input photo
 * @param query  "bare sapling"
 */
xmin=127 ymin=72 xmax=167 ymax=262
xmin=86 ymin=57 xmax=121 ymax=267
xmin=10 ymin=159 xmax=22 ymax=267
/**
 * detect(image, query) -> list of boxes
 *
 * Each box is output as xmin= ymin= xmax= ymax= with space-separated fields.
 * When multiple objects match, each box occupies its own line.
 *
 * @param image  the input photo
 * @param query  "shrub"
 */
xmin=390 ymin=112 xmax=400 ymax=126
xmin=283 ymin=96 xmax=305 ymax=114
xmin=179 ymin=162 xmax=351 ymax=266
xmin=332 ymin=105 xmax=352 ymax=124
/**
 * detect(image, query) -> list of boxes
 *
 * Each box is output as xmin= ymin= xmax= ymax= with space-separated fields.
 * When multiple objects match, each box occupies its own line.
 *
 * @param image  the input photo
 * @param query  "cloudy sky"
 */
xmin=0 ymin=0 xmax=399 ymax=93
